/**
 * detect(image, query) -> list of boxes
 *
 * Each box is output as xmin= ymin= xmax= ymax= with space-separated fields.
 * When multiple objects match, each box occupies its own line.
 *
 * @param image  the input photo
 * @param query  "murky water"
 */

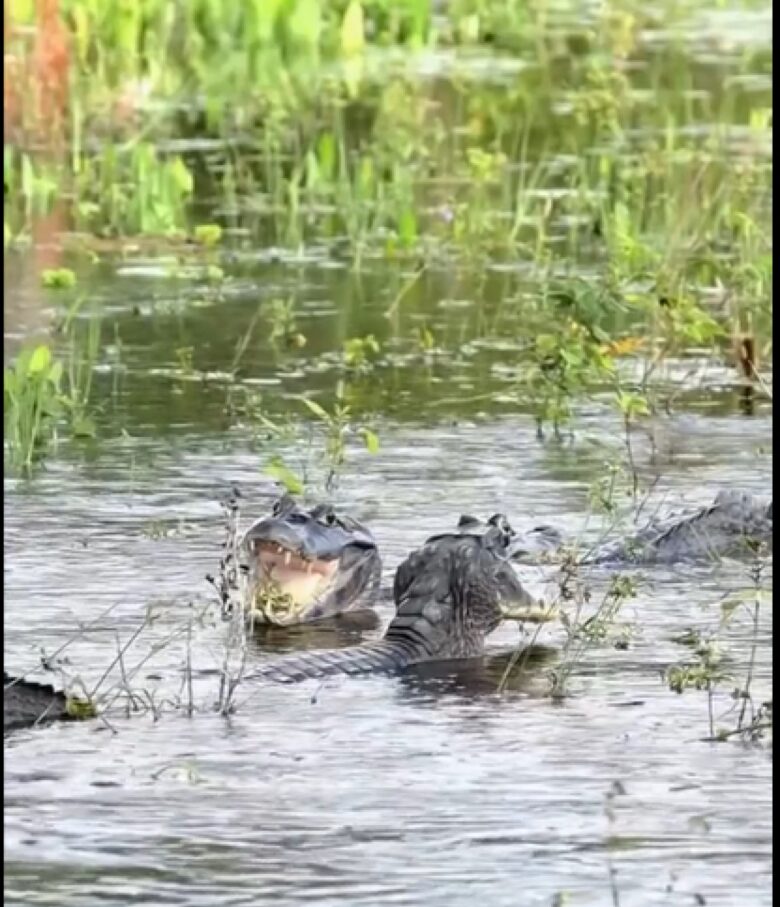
xmin=4 ymin=410 xmax=772 ymax=907
xmin=4 ymin=3 xmax=773 ymax=904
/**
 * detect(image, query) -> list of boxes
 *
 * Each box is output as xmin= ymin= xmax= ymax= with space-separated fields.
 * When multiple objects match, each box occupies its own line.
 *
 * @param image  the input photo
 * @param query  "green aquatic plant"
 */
xmin=547 ymin=569 xmax=639 ymax=700
xmin=298 ymin=390 xmax=380 ymax=490
xmin=4 ymin=344 xmax=64 ymax=473
xmin=4 ymin=294 xmax=104 ymax=472
xmin=665 ymin=547 xmax=772 ymax=745
xmin=58 ymin=302 xmax=102 ymax=438
xmin=262 ymin=297 xmax=305 ymax=350
xmin=343 ymin=334 xmax=380 ymax=370
xmin=519 ymin=319 xmax=616 ymax=440
xmin=41 ymin=267 xmax=77 ymax=289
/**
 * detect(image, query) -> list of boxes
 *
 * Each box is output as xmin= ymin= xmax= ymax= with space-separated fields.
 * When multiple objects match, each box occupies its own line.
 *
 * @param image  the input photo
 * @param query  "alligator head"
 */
xmin=393 ymin=512 xmax=560 ymax=642
xmin=456 ymin=515 xmax=564 ymax=564
xmin=241 ymin=494 xmax=381 ymax=625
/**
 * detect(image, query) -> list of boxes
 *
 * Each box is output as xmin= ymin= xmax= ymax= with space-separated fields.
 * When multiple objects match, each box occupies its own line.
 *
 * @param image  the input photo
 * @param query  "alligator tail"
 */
xmin=248 ymin=640 xmax=415 ymax=684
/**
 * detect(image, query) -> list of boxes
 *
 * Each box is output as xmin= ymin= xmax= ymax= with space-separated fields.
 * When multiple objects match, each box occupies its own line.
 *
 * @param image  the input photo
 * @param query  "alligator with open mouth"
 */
xmin=4 ymin=489 xmax=772 ymax=726
xmin=247 ymin=512 xmax=557 ymax=684
xmin=241 ymin=493 xmax=382 ymax=625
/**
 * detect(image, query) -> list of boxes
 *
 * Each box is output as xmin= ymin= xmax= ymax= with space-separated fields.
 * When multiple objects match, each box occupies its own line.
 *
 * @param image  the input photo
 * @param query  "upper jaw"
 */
xmin=242 ymin=513 xmax=376 ymax=562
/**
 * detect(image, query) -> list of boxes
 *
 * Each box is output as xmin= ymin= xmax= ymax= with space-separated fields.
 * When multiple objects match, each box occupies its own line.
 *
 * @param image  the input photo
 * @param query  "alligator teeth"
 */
xmin=284 ymin=551 xmax=292 ymax=565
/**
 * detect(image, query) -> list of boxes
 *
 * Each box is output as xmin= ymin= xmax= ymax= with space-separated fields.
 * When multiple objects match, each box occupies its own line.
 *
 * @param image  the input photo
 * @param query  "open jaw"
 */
xmin=246 ymin=541 xmax=340 ymax=625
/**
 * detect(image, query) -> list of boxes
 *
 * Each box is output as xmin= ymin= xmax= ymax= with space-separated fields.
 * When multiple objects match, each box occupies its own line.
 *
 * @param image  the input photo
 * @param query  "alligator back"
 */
xmin=4 ymin=673 xmax=70 ymax=732
xmin=590 ymin=491 xmax=772 ymax=564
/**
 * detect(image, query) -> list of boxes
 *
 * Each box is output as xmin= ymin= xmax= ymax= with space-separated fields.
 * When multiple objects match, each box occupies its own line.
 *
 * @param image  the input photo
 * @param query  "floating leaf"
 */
xmin=66 ymin=696 xmax=97 ymax=721
xmin=71 ymin=414 xmax=97 ymax=439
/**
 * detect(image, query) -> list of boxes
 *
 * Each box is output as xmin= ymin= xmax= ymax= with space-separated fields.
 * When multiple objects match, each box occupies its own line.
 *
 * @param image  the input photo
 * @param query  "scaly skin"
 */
xmin=8 ymin=491 xmax=767 ymax=722
xmin=4 ymin=673 xmax=70 ymax=732
xmin=512 ymin=491 xmax=772 ymax=565
xmin=241 ymin=494 xmax=382 ymax=624
xmin=249 ymin=514 xmax=558 ymax=684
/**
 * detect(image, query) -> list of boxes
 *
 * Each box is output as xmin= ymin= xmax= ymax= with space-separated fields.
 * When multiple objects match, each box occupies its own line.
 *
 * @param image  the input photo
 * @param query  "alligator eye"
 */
xmin=272 ymin=499 xmax=282 ymax=517
xmin=324 ymin=510 xmax=337 ymax=526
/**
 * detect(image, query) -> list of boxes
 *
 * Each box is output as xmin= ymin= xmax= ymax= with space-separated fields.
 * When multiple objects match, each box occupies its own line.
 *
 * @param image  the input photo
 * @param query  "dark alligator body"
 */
xmin=4 ymin=673 xmax=71 ymax=732
xmin=514 ymin=491 xmax=773 ymax=566
xmin=5 ymin=490 xmax=772 ymax=726
xmin=249 ymin=513 xmax=554 ymax=684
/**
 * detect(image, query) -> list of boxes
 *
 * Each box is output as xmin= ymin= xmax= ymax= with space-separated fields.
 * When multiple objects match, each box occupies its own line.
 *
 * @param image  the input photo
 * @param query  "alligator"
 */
xmin=247 ymin=512 xmax=558 ymax=684
xmin=241 ymin=493 xmax=382 ymax=625
xmin=4 ymin=673 xmax=71 ymax=732
xmin=511 ymin=491 xmax=772 ymax=566
xmin=5 ymin=490 xmax=771 ymax=726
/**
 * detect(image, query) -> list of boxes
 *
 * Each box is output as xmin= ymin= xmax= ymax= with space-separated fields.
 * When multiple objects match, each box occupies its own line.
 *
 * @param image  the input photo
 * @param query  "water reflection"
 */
xmin=249 ymin=609 xmax=383 ymax=655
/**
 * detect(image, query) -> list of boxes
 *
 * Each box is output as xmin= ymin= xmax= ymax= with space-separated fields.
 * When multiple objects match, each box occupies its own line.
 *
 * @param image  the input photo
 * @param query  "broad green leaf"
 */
xmin=398 ymin=209 xmax=417 ymax=248
xmin=361 ymin=428 xmax=380 ymax=454
xmin=299 ymin=396 xmax=330 ymax=421
xmin=317 ymin=133 xmax=336 ymax=179
xmin=170 ymin=157 xmax=194 ymax=194
xmin=265 ymin=457 xmax=304 ymax=495
xmin=341 ymin=0 xmax=365 ymax=56
xmin=194 ymin=223 xmax=222 ymax=246
xmin=28 ymin=345 xmax=52 ymax=375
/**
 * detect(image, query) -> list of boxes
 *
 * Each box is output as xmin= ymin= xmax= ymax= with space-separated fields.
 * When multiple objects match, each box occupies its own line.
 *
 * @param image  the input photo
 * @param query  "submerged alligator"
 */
xmin=5 ymin=489 xmax=772 ymax=728
xmin=513 ymin=490 xmax=773 ymax=565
